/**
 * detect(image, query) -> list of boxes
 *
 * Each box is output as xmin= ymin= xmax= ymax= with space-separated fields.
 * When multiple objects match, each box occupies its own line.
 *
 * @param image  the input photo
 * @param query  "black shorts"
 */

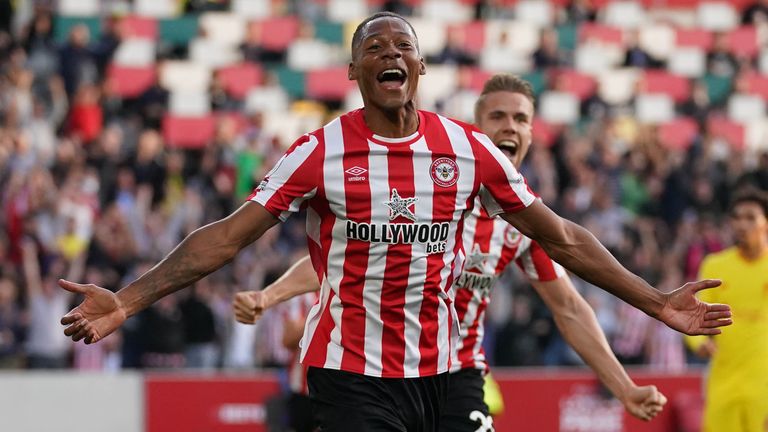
xmin=307 ymin=366 xmax=449 ymax=432
xmin=441 ymin=368 xmax=495 ymax=432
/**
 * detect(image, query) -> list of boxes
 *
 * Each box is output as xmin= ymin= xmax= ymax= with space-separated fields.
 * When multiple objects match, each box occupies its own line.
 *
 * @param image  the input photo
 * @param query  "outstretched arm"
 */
xmin=501 ymin=200 xmax=732 ymax=335
xmin=61 ymin=202 xmax=280 ymax=344
xmin=532 ymin=276 xmax=666 ymax=421
xmin=233 ymin=255 xmax=319 ymax=325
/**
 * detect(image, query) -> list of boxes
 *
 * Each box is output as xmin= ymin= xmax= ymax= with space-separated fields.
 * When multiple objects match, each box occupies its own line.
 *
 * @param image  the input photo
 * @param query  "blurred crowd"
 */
xmin=1 ymin=0 xmax=767 ymax=373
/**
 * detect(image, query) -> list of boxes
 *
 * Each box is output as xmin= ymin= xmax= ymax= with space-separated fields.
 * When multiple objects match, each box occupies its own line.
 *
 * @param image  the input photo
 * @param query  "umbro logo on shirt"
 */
xmin=345 ymin=166 xmax=367 ymax=182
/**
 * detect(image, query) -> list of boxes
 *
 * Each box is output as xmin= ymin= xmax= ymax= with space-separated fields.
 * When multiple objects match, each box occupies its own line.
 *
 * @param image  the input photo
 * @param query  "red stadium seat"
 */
xmin=532 ymin=118 xmax=561 ymax=148
xmin=741 ymin=72 xmax=768 ymax=100
xmin=305 ymin=67 xmax=357 ymax=101
xmin=726 ymin=26 xmax=758 ymax=58
xmin=162 ymin=115 xmax=216 ymax=148
xmin=550 ymin=69 xmax=597 ymax=101
xmin=107 ymin=65 xmax=156 ymax=98
xmin=465 ymin=68 xmax=493 ymax=93
xmin=658 ymin=117 xmax=699 ymax=150
xmin=579 ymin=23 xmax=624 ymax=45
xmin=217 ymin=63 xmax=263 ymax=100
xmin=675 ymin=28 xmax=713 ymax=51
xmin=122 ymin=15 xmax=158 ymax=39
xmin=707 ymin=115 xmax=746 ymax=150
xmin=447 ymin=21 xmax=487 ymax=56
xmin=639 ymin=70 xmax=691 ymax=103
xmin=258 ymin=16 xmax=300 ymax=51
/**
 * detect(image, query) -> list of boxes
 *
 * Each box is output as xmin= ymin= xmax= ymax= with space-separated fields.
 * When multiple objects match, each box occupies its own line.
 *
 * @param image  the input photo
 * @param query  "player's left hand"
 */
xmin=658 ymin=279 xmax=732 ymax=336
xmin=623 ymin=385 xmax=667 ymax=421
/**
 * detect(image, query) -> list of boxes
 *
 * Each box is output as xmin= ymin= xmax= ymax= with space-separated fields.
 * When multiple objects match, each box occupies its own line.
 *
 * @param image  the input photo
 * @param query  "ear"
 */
xmin=419 ymin=57 xmax=426 ymax=76
xmin=348 ymin=61 xmax=356 ymax=81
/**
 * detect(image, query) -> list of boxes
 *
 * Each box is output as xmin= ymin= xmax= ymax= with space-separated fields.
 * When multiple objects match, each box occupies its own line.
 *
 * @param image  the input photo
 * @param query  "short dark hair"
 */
xmin=729 ymin=186 xmax=768 ymax=217
xmin=351 ymin=12 xmax=418 ymax=58
xmin=474 ymin=74 xmax=536 ymax=121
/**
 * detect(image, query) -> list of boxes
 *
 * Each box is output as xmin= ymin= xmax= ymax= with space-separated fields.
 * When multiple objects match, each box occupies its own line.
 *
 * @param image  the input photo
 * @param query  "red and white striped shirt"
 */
xmin=250 ymin=109 xmax=535 ymax=378
xmin=450 ymin=199 xmax=566 ymax=372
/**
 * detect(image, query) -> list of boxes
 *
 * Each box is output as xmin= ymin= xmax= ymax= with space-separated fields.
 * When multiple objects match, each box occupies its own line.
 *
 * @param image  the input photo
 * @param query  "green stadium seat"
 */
xmin=54 ymin=16 xmax=101 ymax=43
xmin=702 ymin=74 xmax=732 ymax=106
xmin=314 ymin=21 xmax=345 ymax=45
xmin=556 ymin=23 xmax=577 ymax=51
xmin=522 ymin=71 xmax=548 ymax=97
xmin=272 ymin=66 xmax=306 ymax=99
xmin=159 ymin=16 xmax=199 ymax=46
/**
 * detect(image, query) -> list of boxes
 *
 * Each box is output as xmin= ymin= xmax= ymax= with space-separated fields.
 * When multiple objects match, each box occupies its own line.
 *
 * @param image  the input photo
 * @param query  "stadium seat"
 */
xmin=245 ymin=86 xmax=290 ymax=114
xmin=327 ymin=0 xmax=370 ymax=22
xmin=522 ymin=71 xmax=549 ymax=97
xmin=58 ymin=0 xmax=99 ymax=16
xmin=199 ymin=13 xmax=246 ymax=46
xmin=531 ymin=118 xmax=560 ymax=147
xmin=287 ymin=39 xmax=338 ymax=71
xmin=122 ymin=16 xmax=158 ymax=39
xmin=539 ymin=91 xmax=580 ymax=124
xmin=273 ymin=66 xmax=306 ymax=99
xmin=556 ymin=23 xmax=578 ymax=51
xmin=598 ymin=68 xmax=640 ymax=105
xmin=638 ymin=24 xmax=675 ymax=60
xmin=726 ymin=26 xmax=759 ymax=59
xmin=163 ymin=115 xmax=216 ymax=148
xmin=189 ymin=38 xmax=242 ymax=68
xmin=579 ymin=23 xmax=624 ymax=45
xmin=54 ymin=16 xmax=101 ymax=43
xmin=106 ymin=65 xmax=156 ymax=98
xmin=134 ymin=0 xmax=178 ymax=18
xmin=231 ymin=0 xmax=273 ymax=19
xmin=259 ymin=17 xmax=301 ymax=52
xmin=550 ymin=69 xmax=597 ymax=101
xmin=574 ymin=42 xmax=625 ymax=75
xmin=447 ymin=21 xmax=487 ymax=56
xmin=742 ymin=72 xmax=768 ymax=101
xmin=760 ymin=49 xmax=768 ymax=75
xmin=635 ymin=94 xmax=675 ymax=124
xmin=603 ymin=1 xmax=648 ymax=29
xmin=262 ymin=111 xmax=324 ymax=149
xmin=159 ymin=16 xmax=199 ymax=46
xmin=746 ymin=120 xmax=768 ymax=152
xmin=485 ymin=20 xmax=540 ymax=55
xmin=515 ymin=0 xmax=555 ymax=28
xmin=674 ymin=27 xmax=714 ymax=51
xmin=344 ymin=88 xmax=365 ymax=112
xmin=480 ymin=47 xmax=531 ymax=75
xmin=169 ymin=92 xmax=211 ymax=116
xmin=315 ymin=21 xmax=346 ymax=45
xmin=465 ymin=68 xmax=494 ymax=93
xmin=409 ymin=18 xmax=447 ymax=58
xmin=305 ymin=67 xmax=357 ymax=101
xmin=728 ymin=93 xmax=766 ymax=123
xmin=707 ymin=115 xmax=746 ymax=149
xmin=667 ymin=47 xmax=706 ymax=78
xmin=658 ymin=117 xmax=699 ymax=150
xmin=421 ymin=0 xmax=474 ymax=23
xmin=697 ymin=1 xmax=738 ymax=31
xmin=160 ymin=61 xmax=212 ymax=93
xmin=417 ymin=65 xmax=459 ymax=111
xmin=113 ymin=39 xmax=156 ymax=67
xmin=639 ymin=70 xmax=691 ymax=103
xmin=218 ymin=64 xmax=263 ymax=100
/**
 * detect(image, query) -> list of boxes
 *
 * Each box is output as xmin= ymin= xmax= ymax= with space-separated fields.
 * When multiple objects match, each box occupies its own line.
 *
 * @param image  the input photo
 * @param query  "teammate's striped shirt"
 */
xmin=450 ymin=199 xmax=566 ymax=372
xmin=282 ymin=292 xmax=320 ymax=395
xmin=250 ymin=109 xmax=536 ymax=378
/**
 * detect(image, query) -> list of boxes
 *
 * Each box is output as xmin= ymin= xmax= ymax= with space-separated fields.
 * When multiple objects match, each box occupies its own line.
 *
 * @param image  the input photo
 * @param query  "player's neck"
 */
xmin=363 ymin=103 xmax=419 ymax=138
xmin=737 ymin=237 xmax=768 ymax=261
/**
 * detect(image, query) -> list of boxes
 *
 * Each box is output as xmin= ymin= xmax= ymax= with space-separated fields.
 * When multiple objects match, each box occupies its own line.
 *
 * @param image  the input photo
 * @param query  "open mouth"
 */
xmin=377 ymin=68 xmax=407 ymax=89
xmin=496 ymin=140 xmax=519 ymax=159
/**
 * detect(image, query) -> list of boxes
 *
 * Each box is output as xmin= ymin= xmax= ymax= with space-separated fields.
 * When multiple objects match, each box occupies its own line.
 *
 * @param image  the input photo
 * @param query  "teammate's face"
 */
xmin=729 ymin=201 xmax=768 ymax=249
xmin=348 ymin=17 xmax=425 ymax=112
xmin=475 ymin=91 xmax=534 ymax=169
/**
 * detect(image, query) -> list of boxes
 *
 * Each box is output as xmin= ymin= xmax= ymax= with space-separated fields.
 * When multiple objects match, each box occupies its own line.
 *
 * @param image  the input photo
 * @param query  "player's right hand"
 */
xmin=623 ymin=385 xmax=667 ymax=422
xmin=59 ymin=279 xmax=127 ymax=344
xmin=233 ymin=290 xmax=269 ymax=324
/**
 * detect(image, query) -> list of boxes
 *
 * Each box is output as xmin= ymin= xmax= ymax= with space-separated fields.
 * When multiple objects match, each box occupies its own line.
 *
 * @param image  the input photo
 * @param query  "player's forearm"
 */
xmin=541 ymin=221 xmax=665 ymax=318
xmin=262 ymin=255 xmax=320 ymax=308
xmin=553 ymin=294 xmax=634 ymax=402
xmin=118 ymin=222 xmax=245 ymax=317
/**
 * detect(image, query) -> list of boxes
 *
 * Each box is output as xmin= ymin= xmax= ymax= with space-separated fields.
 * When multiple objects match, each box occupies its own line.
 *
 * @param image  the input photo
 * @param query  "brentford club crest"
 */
xmin=430 ymin=157 xmax=459 ymax=187
xmin=503 ymin=225 xmax=523 ymax=248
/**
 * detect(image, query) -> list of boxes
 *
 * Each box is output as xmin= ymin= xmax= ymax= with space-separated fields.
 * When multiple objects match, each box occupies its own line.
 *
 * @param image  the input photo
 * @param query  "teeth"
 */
xmin=382 ymin=69 xmax=404 ymax=77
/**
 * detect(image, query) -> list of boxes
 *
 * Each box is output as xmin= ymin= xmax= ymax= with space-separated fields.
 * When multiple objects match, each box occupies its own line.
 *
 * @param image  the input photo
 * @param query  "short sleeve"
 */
xmin=471 ymin=131 xmax=536 ymax=217
xmin=514 ymin=240 xmax=566 ymax=282
xmin=249 ymin=133 xmax=321 ymax=221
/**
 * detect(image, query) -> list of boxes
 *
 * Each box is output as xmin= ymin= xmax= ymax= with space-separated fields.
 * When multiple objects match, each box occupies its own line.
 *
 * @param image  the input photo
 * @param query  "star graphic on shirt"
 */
xmin=384 ymin=188 xmax=418 ymax=221
xmin=465 ymin=243 xmax=489 ymax=272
